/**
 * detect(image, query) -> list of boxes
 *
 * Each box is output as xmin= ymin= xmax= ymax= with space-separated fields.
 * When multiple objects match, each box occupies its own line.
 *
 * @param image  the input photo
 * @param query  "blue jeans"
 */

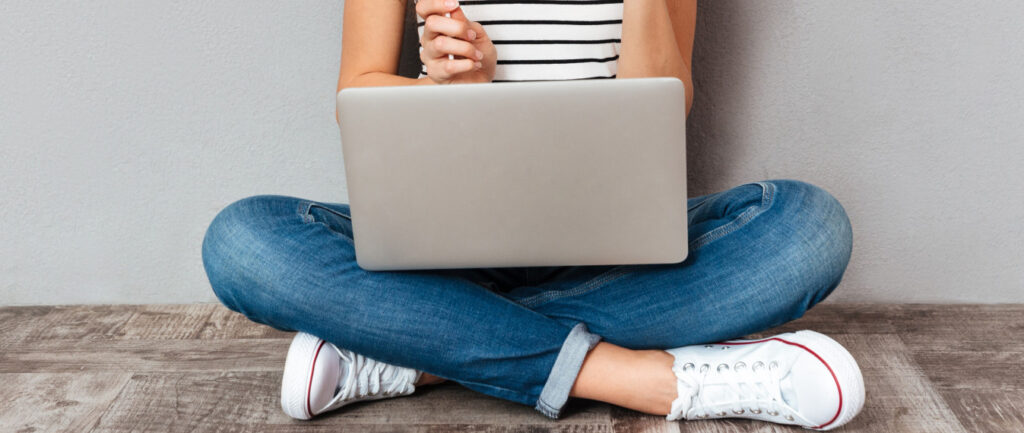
xmin=202 ymin=179 xmax=852 ymax=418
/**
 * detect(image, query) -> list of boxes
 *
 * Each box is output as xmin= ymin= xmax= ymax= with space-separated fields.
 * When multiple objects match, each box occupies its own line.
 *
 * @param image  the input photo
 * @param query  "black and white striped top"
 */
xmin=417 ymin=0 xmax=624 ymax=82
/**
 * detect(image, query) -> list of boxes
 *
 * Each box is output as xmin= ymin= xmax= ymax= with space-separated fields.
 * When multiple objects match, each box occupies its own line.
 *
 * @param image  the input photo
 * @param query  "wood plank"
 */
xmin=913 ymin=348 xmax=1024 ymax=391
xmin=893 ymin=304 xmax=1024 ymax=390
xmin=832 ymin=334 xmax=966 ymax=433
xmin=115 ymin=304 xmax=215 ymax=339
xmin=197 ymin=305 xmax=293 ymax=340
xmin=766 ymin=303 xmax=900 ymax=335
xmin=892 ymin=304 xmax=1024 ymax=432
xmin=886 ymin=304 xmax=1024 ymax=335
xmin=0 ymin=338 xmax=291 ymax=373
xmin=3 ymin=305 xmax=136 ymax=341
xmin=939 ymin=389 xmax=1024 ymax=433
xmin=89 ymin=373 xmax=609 ymax=432
xmin=0 ymin=305 xmax=53 ymax=346
xmin=89 ymin=371 xmax=282 ymax=432
xmin=0 ymin=304 xmax=288 ymax=343
xmin=609 ymin=405 xmax=681 ymax=433
xmin=0 ymin=372 xmax=130 ymax=432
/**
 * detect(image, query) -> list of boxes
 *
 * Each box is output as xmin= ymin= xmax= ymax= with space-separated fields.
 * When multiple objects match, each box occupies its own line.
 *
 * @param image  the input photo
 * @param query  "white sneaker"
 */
xmin=280 ymin=332 xmax=422 ymax=420
xmin=665 ymin=330 xmax=864 ymax=431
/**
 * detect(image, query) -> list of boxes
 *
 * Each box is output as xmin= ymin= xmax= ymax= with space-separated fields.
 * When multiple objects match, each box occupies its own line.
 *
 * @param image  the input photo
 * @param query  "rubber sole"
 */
xmin=280 ymin=332 xmax=327 ymax=420
xmin=787 ymin=330 xmax=866 ymax=430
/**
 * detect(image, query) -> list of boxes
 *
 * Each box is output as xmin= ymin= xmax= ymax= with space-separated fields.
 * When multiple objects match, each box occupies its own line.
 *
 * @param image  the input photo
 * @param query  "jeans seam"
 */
xmin=300 ymin=201 xmax=355 ymax=245
xmin=687 ymin=195 xmax=712 ymax=212
xmin=515 ymin=266 xmax=630 ymax=309
xmin=304 ymin=201 xmax=352 ymax=220
xmin=536 ymin=399 xmax=561 ymax=418
xmin=688 ymin=181 xmax=776 ymax=252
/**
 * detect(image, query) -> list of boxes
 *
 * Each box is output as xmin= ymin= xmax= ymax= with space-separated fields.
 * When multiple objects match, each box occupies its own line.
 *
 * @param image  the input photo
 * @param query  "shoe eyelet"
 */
xmin=785 ymin=415 xmax=795 ymax=421
xmin=733 ymin=409 xmax=745 ymax=415
xmin=734 ymin=361 xmax=746 ymax=371
xmin=769 ymin=361 xmax=779 ymax=370
xmin=717 ymin=363 xmax=729 ymax=373
xmin=682 ymin=362 xmax=695 ymax=371
xmin=696 ymin=413 xmax=709 ymax=419
xmin=704 ymin=345 xmax=714 ymax=349
xmin=699 ymin=364 xmax=710 ymax=373
xmin=768 ymin=410 xmax=779 ymax=416
xmin=752 ymin=361 xmax=764 ymax=371
xmin=716 ymin=411 xmax=727 ymax=417
xmin=750 ymin=408 xmax=762 ymax=414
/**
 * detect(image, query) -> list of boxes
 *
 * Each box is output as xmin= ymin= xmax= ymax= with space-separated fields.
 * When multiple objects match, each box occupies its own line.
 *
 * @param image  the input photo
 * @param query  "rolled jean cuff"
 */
xmin=534 ymin=322 xmax=602 ymax=419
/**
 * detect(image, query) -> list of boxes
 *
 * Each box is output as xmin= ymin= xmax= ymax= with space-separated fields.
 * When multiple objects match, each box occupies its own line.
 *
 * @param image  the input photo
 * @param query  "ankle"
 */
xmin=604 ymin=349 xmax=677 ymax=415
xmin=415 ymin=372 xmax=446 ymax=386
xmin=635 ymin=349 xmax=679 ymax=415
xmin=570 ymin=343 xmax=679 ymax=416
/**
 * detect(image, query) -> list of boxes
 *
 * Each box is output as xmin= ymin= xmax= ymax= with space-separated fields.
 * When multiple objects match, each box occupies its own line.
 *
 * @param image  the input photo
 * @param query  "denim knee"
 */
xmin=767 ymin=180 xmax=853 ymax=308
xmin=201 ymin=195 xmax=285 ymax=314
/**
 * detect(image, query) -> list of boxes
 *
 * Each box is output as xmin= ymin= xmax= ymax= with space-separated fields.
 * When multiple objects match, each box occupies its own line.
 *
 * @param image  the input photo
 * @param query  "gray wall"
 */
xmin=1 ymin=1 xmax=1022 ymax=305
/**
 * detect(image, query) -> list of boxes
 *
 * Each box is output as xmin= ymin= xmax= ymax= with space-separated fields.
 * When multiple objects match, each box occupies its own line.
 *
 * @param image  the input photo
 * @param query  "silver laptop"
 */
xmin=337 ymin=77 xmax=688 ymax=271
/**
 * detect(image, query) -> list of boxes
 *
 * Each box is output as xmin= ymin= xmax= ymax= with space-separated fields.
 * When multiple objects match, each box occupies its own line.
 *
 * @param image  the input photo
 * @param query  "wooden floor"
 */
xmin=1 ymin=304 xmax=1021 ymax=433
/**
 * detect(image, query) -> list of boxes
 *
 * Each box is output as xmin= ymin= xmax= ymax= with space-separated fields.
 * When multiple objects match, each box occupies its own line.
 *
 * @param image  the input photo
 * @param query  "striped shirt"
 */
xmin=417 ymin=0 xmax=624 ymax=82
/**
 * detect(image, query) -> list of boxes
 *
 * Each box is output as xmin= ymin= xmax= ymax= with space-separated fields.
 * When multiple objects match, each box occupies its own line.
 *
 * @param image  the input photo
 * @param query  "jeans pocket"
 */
xmin=304 ymin=203 xmax=355 ymax=241
xmin=688 ymin=182 xmax=775 ymax=252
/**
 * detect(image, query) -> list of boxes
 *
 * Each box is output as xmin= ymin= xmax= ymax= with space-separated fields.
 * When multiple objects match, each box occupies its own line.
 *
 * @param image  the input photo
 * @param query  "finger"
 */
xmin=449 ymin=6 xmax=469 ymax=23
xmin=431 ymin=35 xmax=484 ymax=61
xmin=445 ymin=58 xmax=482 ymax=76
xmin=466 ymin=20 xmax=489 ymax=42
xmin=419 ymin=31 xmax=440 ymax=59
xmin=449 ymin=8 xmax=487 ymax=46
xmin=424 ymin=14 xmax=476 ymax=42
xmin=420 ymin=45 xmax=437 ymax=68
xmin=416 ymin=0 xmax=460 ymax=20
xmin=419 ymin=24 xmax=451 ymax=59
xmin=428 ymin=58 xmax=482 ymax=82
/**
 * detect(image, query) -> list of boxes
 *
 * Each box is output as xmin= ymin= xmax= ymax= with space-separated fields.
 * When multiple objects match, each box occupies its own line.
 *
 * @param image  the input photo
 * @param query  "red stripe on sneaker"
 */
xmin=306 ymin=340 xmax=327 ymax=419
xmin=718 ymin=338 xmax=843 ymax=430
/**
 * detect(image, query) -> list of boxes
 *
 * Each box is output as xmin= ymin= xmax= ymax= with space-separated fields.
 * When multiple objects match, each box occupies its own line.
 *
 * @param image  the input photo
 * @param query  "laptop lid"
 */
xmin=337 ymin=77 xmax=688 ymax=270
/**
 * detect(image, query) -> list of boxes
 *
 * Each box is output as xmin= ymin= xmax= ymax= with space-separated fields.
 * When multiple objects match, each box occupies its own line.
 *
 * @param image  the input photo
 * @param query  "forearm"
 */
xmin=338 ymin=72 xmax=435 ymax=92
xmin=337 ymin=1 xmax=432 ymax=96
xmin=336 ymin=73 xmax=434 ymax=123
xmin=618 ymin=0 xmax=694 ymax=113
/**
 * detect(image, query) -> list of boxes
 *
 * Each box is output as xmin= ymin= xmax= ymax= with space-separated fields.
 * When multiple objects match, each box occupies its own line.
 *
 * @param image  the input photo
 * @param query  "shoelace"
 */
xmin=675 ymin=360 xmax=792 ymax=420
xmin=337 ymin=349 xmax=418 ymax=402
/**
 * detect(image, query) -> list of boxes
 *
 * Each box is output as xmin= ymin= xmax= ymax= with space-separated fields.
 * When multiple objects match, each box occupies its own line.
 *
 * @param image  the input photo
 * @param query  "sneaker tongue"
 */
xmin=685 ymin=370 xmax=798 ymax=413
xmin=779 ymin=370 xmax=798 ymax=408
xmin=702 ymin=383 xmax=735 ymax=403
xmin=675 ymin=380 xmax=743 ymax=413
xmin=335 ymin=360 xmax=354 ymax=395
